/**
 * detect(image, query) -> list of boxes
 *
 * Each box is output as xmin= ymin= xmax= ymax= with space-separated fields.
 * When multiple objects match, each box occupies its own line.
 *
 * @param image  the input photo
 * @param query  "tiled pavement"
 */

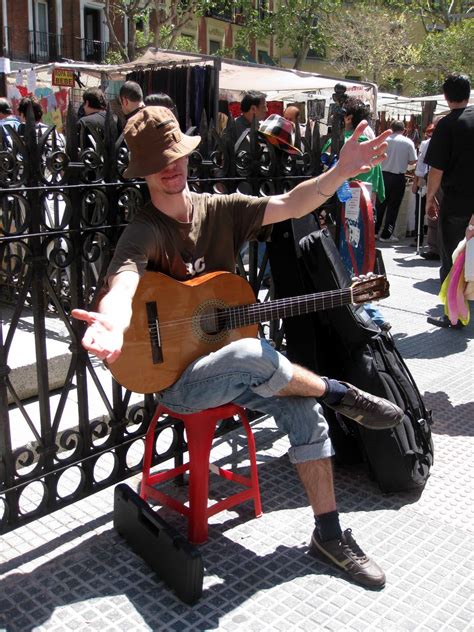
xmin=1 ymin=240 xmax=473 ymax=631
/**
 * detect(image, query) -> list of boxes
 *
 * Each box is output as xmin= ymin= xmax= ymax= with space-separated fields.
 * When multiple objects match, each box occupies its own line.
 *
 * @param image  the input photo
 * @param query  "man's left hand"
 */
xmin=337 ymin=121 xmax=391 ymax=180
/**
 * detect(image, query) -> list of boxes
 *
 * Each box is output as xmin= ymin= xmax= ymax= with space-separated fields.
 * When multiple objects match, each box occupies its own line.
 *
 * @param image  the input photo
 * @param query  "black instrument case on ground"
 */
xmin=268 ymin=217 xmax=433 ymax=492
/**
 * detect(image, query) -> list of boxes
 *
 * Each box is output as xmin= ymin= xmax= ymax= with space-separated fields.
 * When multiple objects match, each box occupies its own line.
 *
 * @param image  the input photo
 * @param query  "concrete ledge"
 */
xmin=2 ymin=301 xmax=71 ymax=404
xmin=8 ymin=352 xmax=71 ymax=404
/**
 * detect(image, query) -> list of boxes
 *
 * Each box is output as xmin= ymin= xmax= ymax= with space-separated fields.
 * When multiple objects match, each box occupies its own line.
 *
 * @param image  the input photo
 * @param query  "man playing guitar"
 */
xmin=73 ymin=106 xmax=400 ymax=589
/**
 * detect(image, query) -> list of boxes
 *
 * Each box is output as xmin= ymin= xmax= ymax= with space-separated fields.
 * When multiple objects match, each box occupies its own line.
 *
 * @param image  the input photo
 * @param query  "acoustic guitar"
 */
xmin=109 ymin=270 xmax=389 ymax=394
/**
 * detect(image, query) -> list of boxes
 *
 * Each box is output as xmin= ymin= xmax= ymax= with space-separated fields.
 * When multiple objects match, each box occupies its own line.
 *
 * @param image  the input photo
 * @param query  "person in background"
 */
xmin=283 ymin=105 xmax=301 ymax=127
xmin=144 ymin=93 xmax=178 ymax=119
xmin=411 ymin=123 xmax=434 ymax=250
xmin=18 ymin=96 xmax=49 ymax=133
xmin=79 ymin=87 xmax=120 ymax=144
xmin=322 ymin=97 xmax=385 ymax=207
xmin=234 ymin=91 xmax=268 ymax=138
xmin=375 ymin=120 xmax=417 ymax=242
xmin=79 ymin=88 xmax=109 ymax=134
xmin=0 ymin=98 xmax=20 ymax=132
xmin=18 ymin=96 xmax=65 ymax=149
xmin=425 ymin=73 xmax=474 ymax=328
xmin=119 ymin=81 xmax=145 ymax=121
xmin=284 ymin=104 xmax=306 ymax=139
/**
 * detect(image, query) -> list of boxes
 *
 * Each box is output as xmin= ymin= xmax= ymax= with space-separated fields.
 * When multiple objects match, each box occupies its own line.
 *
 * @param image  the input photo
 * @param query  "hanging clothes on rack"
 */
xmin=126 ymin=63 xmax=217 ymax=132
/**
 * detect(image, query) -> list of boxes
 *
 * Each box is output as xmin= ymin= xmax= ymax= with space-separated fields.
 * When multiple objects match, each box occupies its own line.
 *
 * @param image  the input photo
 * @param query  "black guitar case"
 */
xmin=268 ymin=217 xmax=434 ymax=492
xmin=114 ymin=484 xmax=204 ymax=604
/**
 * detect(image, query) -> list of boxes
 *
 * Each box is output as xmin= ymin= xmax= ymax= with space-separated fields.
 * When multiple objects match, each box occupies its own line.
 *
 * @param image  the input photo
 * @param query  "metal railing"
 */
xmin=2 ymin=28 xmax=68 ymax=63
xmin=79 ymin=38 xmax=111 ymax=63
xmin=29 ymin=30 xmax=66 ymax=63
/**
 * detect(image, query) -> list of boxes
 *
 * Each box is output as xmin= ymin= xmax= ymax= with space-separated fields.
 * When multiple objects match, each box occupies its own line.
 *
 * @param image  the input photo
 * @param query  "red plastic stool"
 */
xmin=140 ymin=403 xmax=263 ymax=544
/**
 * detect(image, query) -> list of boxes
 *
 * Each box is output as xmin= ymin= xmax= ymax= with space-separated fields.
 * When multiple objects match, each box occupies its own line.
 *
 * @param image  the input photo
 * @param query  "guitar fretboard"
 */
xmin=226 ymin=288 xmax=353 ymax=329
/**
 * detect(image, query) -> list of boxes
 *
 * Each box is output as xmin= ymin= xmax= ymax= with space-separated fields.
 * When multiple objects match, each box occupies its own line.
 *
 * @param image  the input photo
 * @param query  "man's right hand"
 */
xmin=71 ymin=309 xmax=124 ymax=364
xmin=426 ymin=196 xmax=439 ymax=220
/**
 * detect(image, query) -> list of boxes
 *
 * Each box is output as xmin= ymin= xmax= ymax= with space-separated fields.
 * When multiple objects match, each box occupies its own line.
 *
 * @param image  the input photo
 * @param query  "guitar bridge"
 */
xmin=146 ymin=301 xmax=163 ymax=365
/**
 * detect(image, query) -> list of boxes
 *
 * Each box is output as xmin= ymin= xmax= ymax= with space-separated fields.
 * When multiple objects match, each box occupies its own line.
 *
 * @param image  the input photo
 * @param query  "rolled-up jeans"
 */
xmin=157 ymin=338 xmax=334 ymax=464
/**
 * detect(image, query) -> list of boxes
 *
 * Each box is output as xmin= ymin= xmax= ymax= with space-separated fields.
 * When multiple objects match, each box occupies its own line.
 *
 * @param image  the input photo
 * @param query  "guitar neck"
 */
xmin=226 ymin=287 xmax=354 ymax=329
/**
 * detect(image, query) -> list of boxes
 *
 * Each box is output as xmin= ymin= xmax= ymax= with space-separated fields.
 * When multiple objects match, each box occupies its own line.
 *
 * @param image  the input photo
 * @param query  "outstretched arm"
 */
xmin=262 ymin=121 xmax=391 ymax=226
xmin=71 ymin=270 xmax=140 ymax=363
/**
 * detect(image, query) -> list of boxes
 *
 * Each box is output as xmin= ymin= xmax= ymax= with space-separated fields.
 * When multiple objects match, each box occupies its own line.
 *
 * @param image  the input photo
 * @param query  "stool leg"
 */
xmin=238 ymin=409 xmax=263 ymax=518
xmin=140 ymin=407 xmax=162 ymax=500
xmin=185 ymin=415 xmax=219 ymax=544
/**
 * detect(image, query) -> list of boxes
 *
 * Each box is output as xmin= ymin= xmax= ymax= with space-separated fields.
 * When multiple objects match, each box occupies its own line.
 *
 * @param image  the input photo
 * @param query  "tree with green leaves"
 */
xmin=104 ymin=0 xmax=149 ymax=62
xmin=321 ymin=5 xmax=417 ymax=88
xmin=417 ymin=18 xmax=474 ymax=77
xmin=104 ymin=0 xmax=223 ymax=62
xmin=392 ymin=0 xmax=473 ymax=32
xmin=233 ymin=0 xmax=341 ymax=70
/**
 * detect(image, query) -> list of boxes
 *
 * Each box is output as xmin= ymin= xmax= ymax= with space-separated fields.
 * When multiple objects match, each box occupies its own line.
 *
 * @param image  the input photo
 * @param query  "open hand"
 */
xmin=337 ymin=121 xmax=391 ymax=180
xmin=71 ymin=309 xmax=124 ymax=364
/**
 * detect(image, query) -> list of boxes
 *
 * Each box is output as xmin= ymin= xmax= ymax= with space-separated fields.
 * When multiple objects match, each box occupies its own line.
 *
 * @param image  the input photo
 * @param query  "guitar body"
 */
xmin=109 ymin=271 xmax=258 ymax=393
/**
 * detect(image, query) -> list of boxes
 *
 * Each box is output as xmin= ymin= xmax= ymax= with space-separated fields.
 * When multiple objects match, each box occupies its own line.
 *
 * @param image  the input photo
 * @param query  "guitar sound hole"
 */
xmin=200 ymin=308 xmax=228 ymax=335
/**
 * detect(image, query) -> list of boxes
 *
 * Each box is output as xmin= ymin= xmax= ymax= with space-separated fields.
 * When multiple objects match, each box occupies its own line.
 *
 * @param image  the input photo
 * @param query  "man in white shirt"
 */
xmin=375 ymin=121 xmax=417 ymax=241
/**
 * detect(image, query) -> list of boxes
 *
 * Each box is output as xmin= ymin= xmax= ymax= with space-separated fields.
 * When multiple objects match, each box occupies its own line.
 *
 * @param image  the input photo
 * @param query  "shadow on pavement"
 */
xmin=412 ymin=278 xmax=441 ymax=296
xmin=0 ymin=445 xmax=426 ymax=631
xmin=392 ymin=256 xmax=440 ymax=269
xmin=423 ymin=390 xmax=474 ymax=437
xmin=393 ymin=325 xmax=473 ymax=358
xmin=0 ymin=525 xmax=341 ymax=632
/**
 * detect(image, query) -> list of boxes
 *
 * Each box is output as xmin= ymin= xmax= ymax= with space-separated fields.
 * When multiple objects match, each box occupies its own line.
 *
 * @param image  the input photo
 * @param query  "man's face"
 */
xmin=253 ymin=99 xmax=268 ymax=121
xmin=147 ymin=156 xmax=189 ymax=195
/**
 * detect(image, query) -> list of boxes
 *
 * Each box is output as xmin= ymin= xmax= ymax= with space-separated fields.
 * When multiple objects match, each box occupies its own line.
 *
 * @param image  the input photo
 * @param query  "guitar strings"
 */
xmin=147 ymin=288 xmax=355 ymax=332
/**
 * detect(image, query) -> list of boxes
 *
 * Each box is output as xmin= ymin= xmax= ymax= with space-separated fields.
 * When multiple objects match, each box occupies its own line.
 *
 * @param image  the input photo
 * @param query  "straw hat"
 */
xmin=123 ymin=106 xmax=201 ymax=178
xmin=258 ymin=114 xmax=302 ymax=155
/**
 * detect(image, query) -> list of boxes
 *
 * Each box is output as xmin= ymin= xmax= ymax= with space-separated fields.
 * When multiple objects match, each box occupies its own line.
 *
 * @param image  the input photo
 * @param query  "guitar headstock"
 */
xmin=351 ymin=274 xmax=390 ymax=304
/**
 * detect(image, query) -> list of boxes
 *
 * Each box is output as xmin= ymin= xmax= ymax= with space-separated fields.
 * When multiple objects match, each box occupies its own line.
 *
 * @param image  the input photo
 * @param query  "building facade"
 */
xmin=0 ymin=0 xmax=126 ymax=67
xmin=0 ymin=0 xmax=276 ymax=69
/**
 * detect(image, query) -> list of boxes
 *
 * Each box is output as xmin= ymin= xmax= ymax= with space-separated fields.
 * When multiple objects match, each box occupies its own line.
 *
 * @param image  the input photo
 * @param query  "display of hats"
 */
xmin=258 ymin=114 xmax=302 ymax=155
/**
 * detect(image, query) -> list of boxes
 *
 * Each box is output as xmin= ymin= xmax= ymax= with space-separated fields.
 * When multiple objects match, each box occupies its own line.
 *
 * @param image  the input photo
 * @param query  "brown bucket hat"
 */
xmin=123 ymin=106 xmax=201 ymax=178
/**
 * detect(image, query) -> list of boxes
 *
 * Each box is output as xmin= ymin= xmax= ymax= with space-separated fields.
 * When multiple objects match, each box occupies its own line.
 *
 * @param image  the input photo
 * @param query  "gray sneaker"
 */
xmin=311 ymin=528 xmax=386 ymax=589
xmin=325 ymin=382 xmax=404 ymax=430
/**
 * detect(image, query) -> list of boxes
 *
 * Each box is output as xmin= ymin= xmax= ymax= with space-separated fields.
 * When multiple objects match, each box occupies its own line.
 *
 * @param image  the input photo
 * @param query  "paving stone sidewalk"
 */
xmin=1 ymin=240 xmax=473 ymax=632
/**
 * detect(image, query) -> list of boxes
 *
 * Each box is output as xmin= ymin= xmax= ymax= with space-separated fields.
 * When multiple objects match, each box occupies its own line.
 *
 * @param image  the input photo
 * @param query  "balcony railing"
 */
xmin=79 ymin=38 xmax=111 ymax=63
xmin=2 ymin=28 xmax=69 ymax=63
xmin=29 ymin=30 xmax=65 ymax=63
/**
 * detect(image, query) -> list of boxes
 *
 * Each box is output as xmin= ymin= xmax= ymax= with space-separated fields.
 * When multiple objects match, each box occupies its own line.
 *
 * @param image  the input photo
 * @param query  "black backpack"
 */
xmin=268 ymin=219 xmax=434 ymax=493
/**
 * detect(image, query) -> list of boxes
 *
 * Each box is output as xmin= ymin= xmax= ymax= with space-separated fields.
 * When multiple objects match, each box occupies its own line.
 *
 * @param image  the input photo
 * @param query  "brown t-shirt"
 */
xmin=106 ymin=191 xmax=270 ymax=284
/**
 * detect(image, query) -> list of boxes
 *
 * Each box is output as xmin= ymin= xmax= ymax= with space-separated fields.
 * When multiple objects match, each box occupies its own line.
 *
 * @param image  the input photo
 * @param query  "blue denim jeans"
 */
xmin=158 ymin=338 xmax=334 ymax=464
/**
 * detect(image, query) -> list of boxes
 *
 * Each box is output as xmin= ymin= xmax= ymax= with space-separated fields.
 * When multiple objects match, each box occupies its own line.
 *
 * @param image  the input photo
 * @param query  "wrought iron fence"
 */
xmin=0 ymin=105 xmax=323 ymax=534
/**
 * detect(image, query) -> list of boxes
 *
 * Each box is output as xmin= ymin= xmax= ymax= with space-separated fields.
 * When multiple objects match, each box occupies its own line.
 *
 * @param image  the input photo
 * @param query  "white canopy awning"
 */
xmin=113 ymin=48 xmax=378 ymax=110
xmin=377 ymin=90 xmax=474 ymax=117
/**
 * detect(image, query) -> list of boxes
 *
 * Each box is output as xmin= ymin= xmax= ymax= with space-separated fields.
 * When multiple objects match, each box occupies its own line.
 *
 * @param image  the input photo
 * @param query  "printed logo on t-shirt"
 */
xmin=185 ymin=256 xmax=205 ymax=277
